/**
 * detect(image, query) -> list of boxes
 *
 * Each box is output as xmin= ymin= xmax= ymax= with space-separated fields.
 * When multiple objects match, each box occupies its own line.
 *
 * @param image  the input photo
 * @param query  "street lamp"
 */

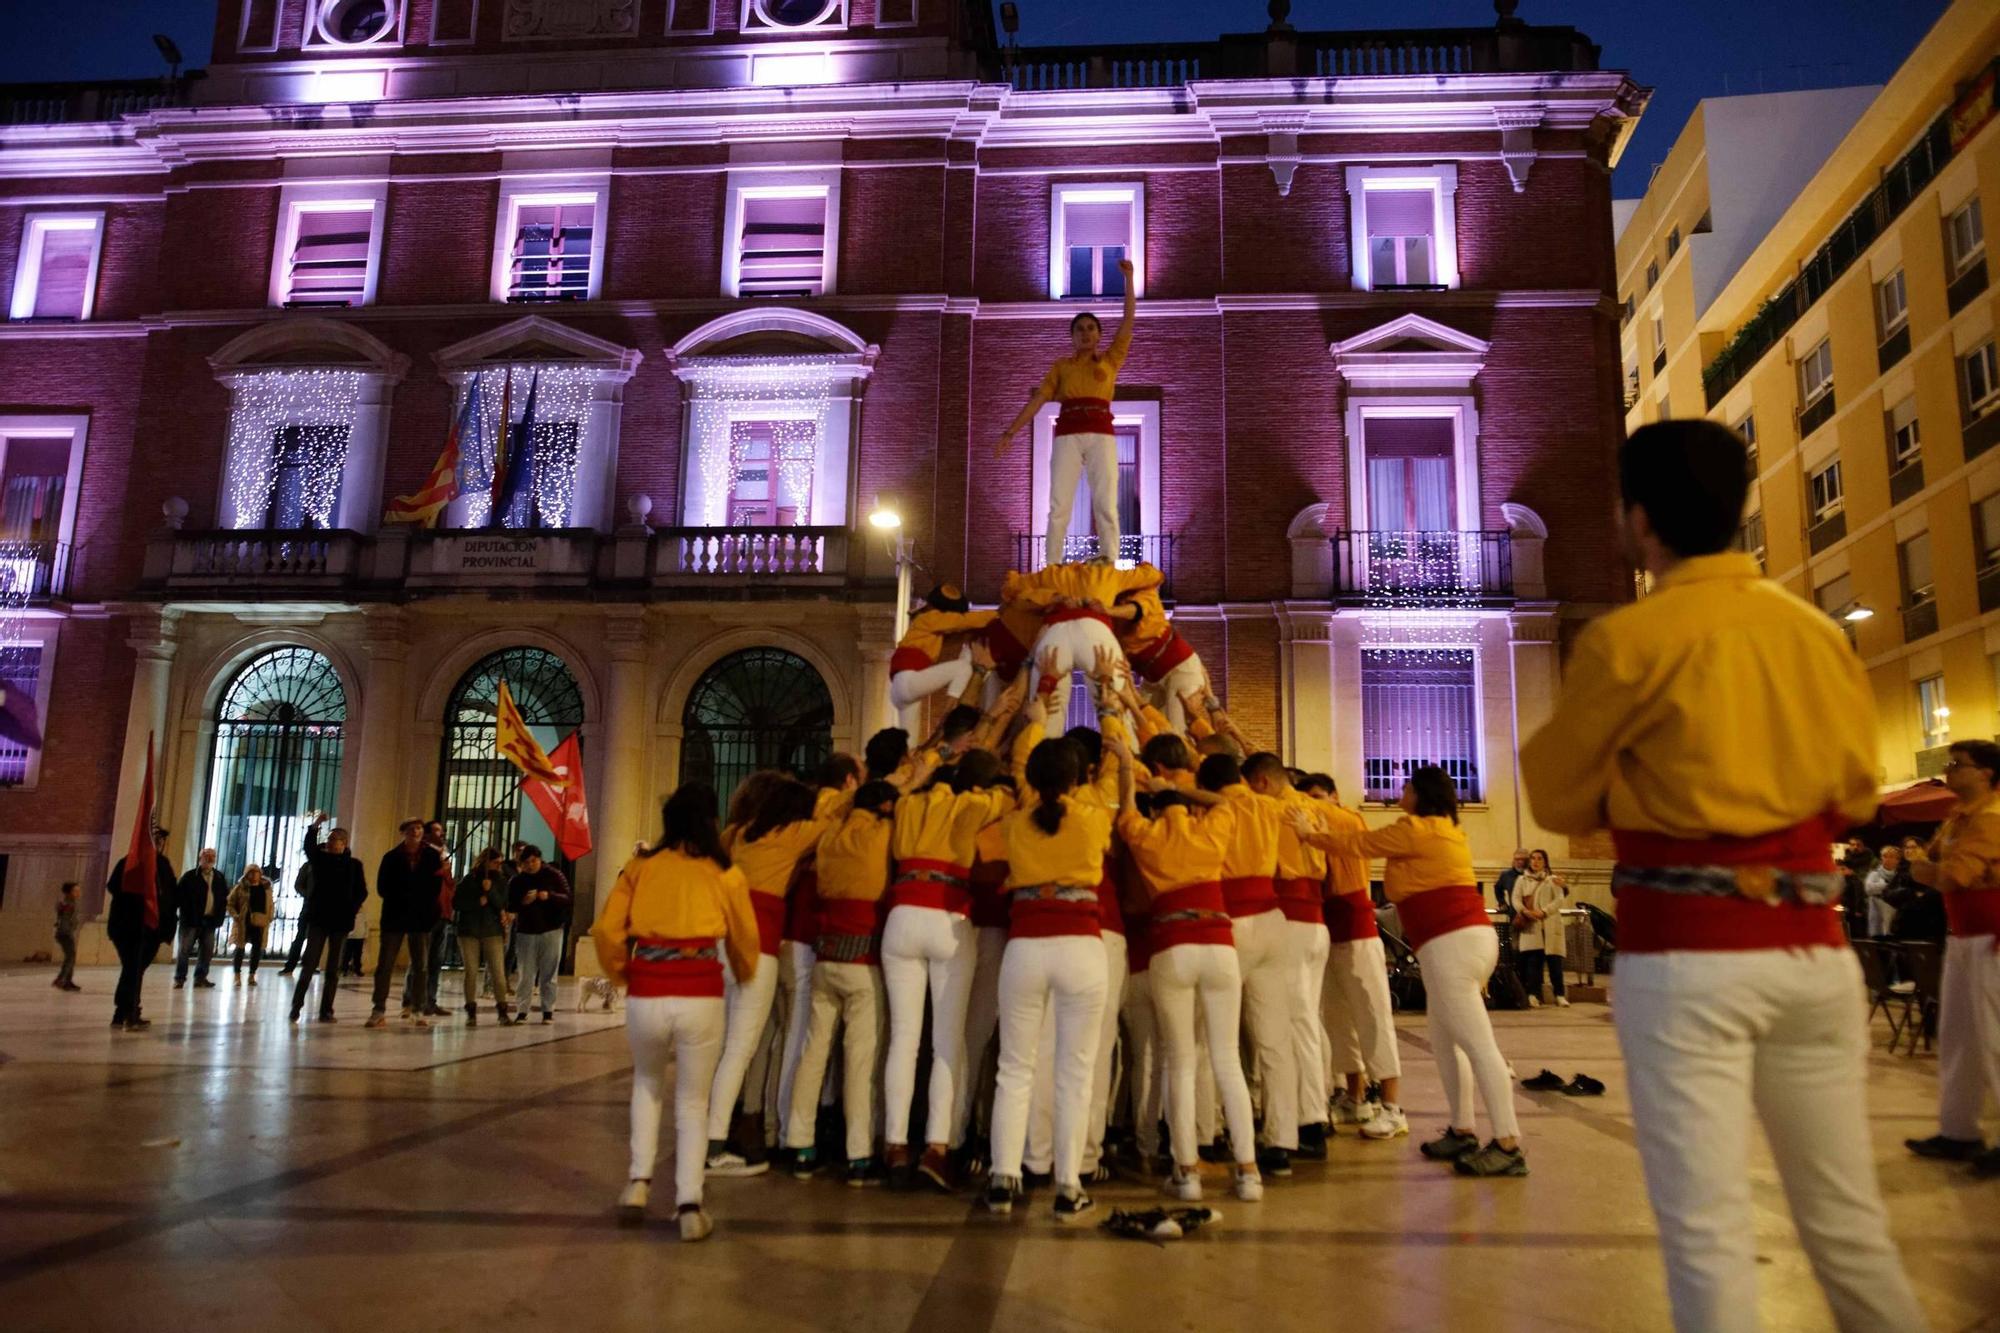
xmin=1843 ymin=605 xmax=1874 ymax=622
xmin=871 ymin=494 xmax=914 ymax=644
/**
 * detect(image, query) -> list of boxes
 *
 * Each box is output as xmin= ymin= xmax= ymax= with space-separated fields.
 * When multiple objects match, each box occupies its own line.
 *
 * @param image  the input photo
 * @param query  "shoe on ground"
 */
xmin=366 ymin=1012 xmax=387 ymax=1029
xmin=1053 ymin=1188 xmax=1095 ymax=1223
xmin=983 ymin=1176 xmax=1018 ymax=1214
xmin=1164 ymin=1169 xmax=1203 ymax=1203
xmin=413 ymin=1015 xmax=431 ymax=1029
xmin=1421 ymin=1128 xmax=1481 ymax=1161
xmin=789 ymin=1148 xmax=819 ymax=1180
xmin=617 ymin=1179 xmax=649 ymax=1225
xmin=677 ymin=1206 xmax=713 ymax=1243
xmin=400 ymin=1007 xmax=414 ymax=1021
xmin=1522 ymin=1069 xmax=1567 ymax=1091
xmin=1255 ymin=1147 xmax=1292 ymax=1178
xmin=1360 ymin=1104 xmax=1410 ymax=1140
xmin=1555 ymin=996 xmax=1570 ymax=1008
xmin=248 ymin=977 xmax=258 ymax=987
xmin=1085 ymin=1162 xmax=1116 ymax=1184
xmin=466 ymin=1007 xmax=479 ymax=1026
xmin=1454 ymin=1140 xmax=1529 ymax=1178
xmin=845 ymin=1158 xmax=884 ymax=1188
xmin=918 ymin=1147 xmax=957 ymax=1193
xmin=427 ymin=1006 xmax=449 ymax=1018
xmin=174 ymin=979 xmax=186 ymax=989
xmin=318 ymin=1013 xmax=338 ymax=1023
xmin=194 ymin=979 xmax=216 ymax=989
xmin=1232 ymin=1168 xmax=1264 ymax=1203
xmin=289 ymin=1010 xmax=301 ymax=1024
xmin=1970 ymin=1146 xmax=2000 ymax=1179
xmin=1526 ymin=995 xmax=1540 ymax=1008
xmin=1294 ymin=1124 xmax=1328 ymax=1160
xmin=542 ymin=1012 xmax=554 ymax=1024
xmin=1906 ymin=1134 xmax=1987 ymax=1162
xmin=63 ymin=982 xmax=82 ymax=991
xmin=123 ymin=1017 xmax=152 ymax=1031
xmin=1562 ymin=1074 xmax=1606 ymax=1097
xmin=1329 ymin=1090 xmax=1369 ymax=1126
xmin=705 ymin=1148 xmax=768 ymax=1178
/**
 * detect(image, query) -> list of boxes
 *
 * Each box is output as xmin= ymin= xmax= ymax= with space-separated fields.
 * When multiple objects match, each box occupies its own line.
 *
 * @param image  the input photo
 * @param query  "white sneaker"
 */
xmin=1360 ymin=1104 xmax=1409 ymax=1140
xmin=1526 ymin=995 xmax=1540 ymax=1008
xmin=617 ymin=1179 xmax=648 ymax=1224
xmin=678 ymin=1207 xmax=713 ymax=1242
xmin=1329 ymin=1090 xmax=1369 ymax=1126
xmin=705 ymin=1150 xmax=768 ymax=1178
xmin=1555 ymin=996 xmax=1571 ymax=1008
xmin=1232 ymin=1168 xmax=1264 ymax=1202
xmin=1164 ymin=1169 xmax=1202 ymax=1202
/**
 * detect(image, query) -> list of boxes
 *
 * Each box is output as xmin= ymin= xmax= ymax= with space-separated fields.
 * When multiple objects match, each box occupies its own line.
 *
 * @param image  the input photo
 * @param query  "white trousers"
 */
xmin=1121 ymin=968 xmax=1163 ymax=1157
xmin=1026 ymin=931 xmax=1128 ymax=1173
xmin=1938 ymin=933 xmax=2000 ymax=1141
xmin=1151 ymin=942 xmax=1258 ymax=1167
xmin=706 ymin=949 xmax=779 ymax=1141
xmin=1232 ymin=909 xmax=1300 ymax=1149
xmin=1046 ymin=431 xmax=1120 ymax=562
xmin=955 ymin=925 xmax=1008 ymax=1145
xmin=773 ymin=941 xmax=816 ymax=1142
xmin=891 ymin=646 xmax=973 ymax=736
xmin=784 ymin=960 xmax=885 ymax=1162
xmin=1417 ymin=925 xmax=1519 ymax=1141
xmin=1287 ymin=920 xmax=1331 ymax=1126
xmin=1031 ymin=618 xmax=1125 ymax=739
xmin=1615 ymin=948 xmax=1925 ymax=1333
xmin=990 ymin=934 xmax=1107 ymax=1188
xmin=626 ymin=995 xmax=726 ymax=1208
xmin=1146 ymin=654 xmax=1209 ymax=735
xmin=1322 ymin=935 xmax=1402 ymax=1081
xmin=881 ymin=905 xmax=978 ymax=1148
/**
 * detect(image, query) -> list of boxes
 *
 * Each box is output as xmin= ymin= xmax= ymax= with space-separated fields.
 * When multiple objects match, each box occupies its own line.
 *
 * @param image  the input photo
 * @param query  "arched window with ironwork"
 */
xmin=436 ymin=646 xmax=585 ymax=882
xmin=199 ymin=646 xmax=347 ymax=955
xmin=679 ymin=647 xmax=833 ymax=813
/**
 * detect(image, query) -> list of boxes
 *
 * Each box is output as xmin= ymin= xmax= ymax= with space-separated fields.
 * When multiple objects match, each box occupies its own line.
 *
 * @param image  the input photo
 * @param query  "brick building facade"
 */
xmin=0 ymin=0 xmax=1646 ymax=961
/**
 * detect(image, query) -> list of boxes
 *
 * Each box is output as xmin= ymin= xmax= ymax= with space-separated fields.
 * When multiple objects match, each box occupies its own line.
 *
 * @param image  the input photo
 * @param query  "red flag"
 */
xmin=523 ymin=732 xmax=592 ymax=862
xmin=123 ymin=733 xmax=160 ymax=931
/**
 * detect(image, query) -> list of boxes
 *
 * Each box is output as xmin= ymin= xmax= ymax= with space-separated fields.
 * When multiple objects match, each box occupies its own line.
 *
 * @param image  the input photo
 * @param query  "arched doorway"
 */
xmin=435 ymin=646 xmax=586 ymax=879
xmin=199 ymin=647 xmax=347 ymax=955
xmin=679 ymin=647 xmax=834 ymax=812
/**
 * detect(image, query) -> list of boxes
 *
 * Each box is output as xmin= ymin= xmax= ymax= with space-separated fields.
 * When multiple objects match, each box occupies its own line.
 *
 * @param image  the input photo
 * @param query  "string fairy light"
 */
xmin=1355 ymin=529 xmax=1489 ymax=802
xmin=223 ymin=370 xmax=364 ymax=530
xmin=682 ymin=356 xmax=841 ymax=526
xmin=452 ymin=363 xmax=596 ymax=528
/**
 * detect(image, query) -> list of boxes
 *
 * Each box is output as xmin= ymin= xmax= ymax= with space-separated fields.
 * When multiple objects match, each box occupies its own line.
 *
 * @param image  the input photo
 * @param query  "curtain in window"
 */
xmin=0 ymin=475 xmax=62 ymax=543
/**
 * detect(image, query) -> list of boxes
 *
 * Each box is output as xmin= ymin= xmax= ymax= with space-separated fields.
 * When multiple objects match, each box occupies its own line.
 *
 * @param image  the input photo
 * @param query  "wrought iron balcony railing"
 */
xmin=1330 ymin=530 xmax=1513 ymax=606
xmin=0 ymin=539 xmax=70 ymax=601
xmin=1013 ymin=533 xmax=1177 ymax=598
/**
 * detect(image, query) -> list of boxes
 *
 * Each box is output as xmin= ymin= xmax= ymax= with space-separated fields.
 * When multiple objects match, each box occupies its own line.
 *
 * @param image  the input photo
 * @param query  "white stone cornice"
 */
xmin=433 ymin=314 xmax=643 ymax=378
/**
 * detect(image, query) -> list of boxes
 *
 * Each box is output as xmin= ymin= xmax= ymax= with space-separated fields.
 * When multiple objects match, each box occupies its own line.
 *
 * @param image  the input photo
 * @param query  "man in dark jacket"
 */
xmin=291 ymin=818 xmax=368 ymax=1023
xmin=172 ymin=847 xmax=226 ymax=989
xmin=369 ymin=817 xmax=447 ymax=1027
xmin=402 ymin=819 xmax=456 ymax=1018
xmin=507 ymin=844 xmax=572 ymax=1024
xmin=278 ymin=860 xmax=315 ymax=977
xmin=106 ymin=828 xmax=177 ymax=1031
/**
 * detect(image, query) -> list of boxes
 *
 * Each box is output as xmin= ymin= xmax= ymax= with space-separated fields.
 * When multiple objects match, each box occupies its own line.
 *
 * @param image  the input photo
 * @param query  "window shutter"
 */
xmin=1365 ymin=190 xmax=1433 ymax=238
xmin=30 ymin=227 xmax=96 ymax=319
xmin=1064 ymin=200 xmax=1131 ymax=249
xmin=286 ymin=207 xmax=373 ymax=307
xmin=0 ymin=646 xmax=43 ymax=786
xmin=738 ymin=195 xmax=828 ymax=298
xmin=1360 ymin=650 xmax=1480 ymax=802
xmin=509 ymin=202 xmax=595 ymax=301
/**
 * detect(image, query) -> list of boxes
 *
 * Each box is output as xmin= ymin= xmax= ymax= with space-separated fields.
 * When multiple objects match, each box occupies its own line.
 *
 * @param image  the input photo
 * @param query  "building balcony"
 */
xmin=1889 ymin=457 xmax=1925 ymax=506
xmin=1013 ymin=534 xmax=1177 ymax=599
xmin=1797 ymin=390 xmax=1837 ymax=440
xmin=0 ymin=539 xmax=70 ymax=602
xmin=141 ymin=524 xmax=855 ymax=599
xmin=1807 ymin=510 xmax=1847 ymax=555
xmin=0 ymin=75 xmax=198 ymax=125
xmin=1966 ymin=406 xmax=2000 ymax=462
xmin=1902 ymin=596 xmax=1939 ymax=643
xmin=1947 ymin=257 xmax=1989 ymax=315
xmin=1878 ymin=325 xmax=1911 ymax=373
xmin=1978 ymin=561 xmax=2000 ymax=614
xmin=1329 ymin=530 xmax=1514 ymax=607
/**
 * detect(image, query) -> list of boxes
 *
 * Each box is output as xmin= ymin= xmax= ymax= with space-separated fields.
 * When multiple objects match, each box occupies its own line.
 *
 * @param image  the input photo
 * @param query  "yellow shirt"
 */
xmin=892 ymin=786 xmax=1016 ymax=869
xmin=1002 ymin=798 xmax=1114 ymax=888
xmin=1115 ymin=587 xmax=1173 ymax=657
xmin=1216 ymin=783 xmax=1281 ymax=880
xmin=590 ymin=848 xmax=761 ymax=987
xmin=1037 ymin=322 xmax=1133 ymax=403
xmin=1925 ymin=793 xmax=2000 ymax=893
xmin=1116 ymin=804 xmax=1232 ymax=895
xmin=1319 ymin=800 xmax=1370 ymax=896
xmin=1274 ymin=787 xmax=1330 ymax=882
xmin=815 ymin=811 xmax=894 ymax=902
xmin=1001 ymin=562 xmax=1162 ymax=616
xmin=1520 ymin=554 xmax=1879 ymax=839
xmin=1010 ymin=717 xmax=1123 ymax=810
xmin=896 ymin=607 xmax=997 ymax=667
xmin=731 ymin=815 xmax=838 ymax=897
xmin=1321 ymin=815 xmax=1474 ymax=903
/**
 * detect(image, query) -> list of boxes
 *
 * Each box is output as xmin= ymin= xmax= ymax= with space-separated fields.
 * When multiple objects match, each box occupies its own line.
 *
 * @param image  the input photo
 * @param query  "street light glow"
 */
xmin=1844 ymin=606 xmax=1874 ymax=622
xmin=869 ymin=495 xmax=902 ymax=531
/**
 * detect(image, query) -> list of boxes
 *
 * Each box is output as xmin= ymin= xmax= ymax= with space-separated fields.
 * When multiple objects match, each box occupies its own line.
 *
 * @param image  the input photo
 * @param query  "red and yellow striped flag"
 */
xmin=494 ymin=679 xmax=566 ymax=787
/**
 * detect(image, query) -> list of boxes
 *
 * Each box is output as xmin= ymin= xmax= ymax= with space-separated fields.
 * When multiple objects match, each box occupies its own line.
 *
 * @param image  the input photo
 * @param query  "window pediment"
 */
xmin=1329 ymin=313 xmax=1489 ymax=391
xmin=433 ymin=315 xmax=640 ymax=378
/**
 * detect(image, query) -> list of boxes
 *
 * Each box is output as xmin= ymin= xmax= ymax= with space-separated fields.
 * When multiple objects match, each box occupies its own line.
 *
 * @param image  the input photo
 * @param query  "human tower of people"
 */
xmin=590 ymin=554 xmax=1512 ymax=1244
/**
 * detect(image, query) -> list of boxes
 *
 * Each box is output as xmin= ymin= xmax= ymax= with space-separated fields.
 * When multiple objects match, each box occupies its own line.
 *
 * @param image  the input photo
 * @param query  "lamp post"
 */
xmin=869 ymin=494 xmax=912 ymax=644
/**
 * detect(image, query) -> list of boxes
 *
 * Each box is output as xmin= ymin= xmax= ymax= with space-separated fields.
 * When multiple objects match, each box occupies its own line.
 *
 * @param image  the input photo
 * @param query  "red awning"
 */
xmin=1875 ymin=780 xmax=1956 ymax=825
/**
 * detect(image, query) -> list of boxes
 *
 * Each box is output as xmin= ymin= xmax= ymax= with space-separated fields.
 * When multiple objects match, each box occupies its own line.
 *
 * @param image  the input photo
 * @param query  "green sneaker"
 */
xmin=1454 ymin=1141 xmax=1528 ymax=1178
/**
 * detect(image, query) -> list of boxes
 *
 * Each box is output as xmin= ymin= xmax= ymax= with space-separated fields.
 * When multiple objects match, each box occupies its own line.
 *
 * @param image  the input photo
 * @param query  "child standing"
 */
xmin=52 ymin=881 xmax=80 ymax=991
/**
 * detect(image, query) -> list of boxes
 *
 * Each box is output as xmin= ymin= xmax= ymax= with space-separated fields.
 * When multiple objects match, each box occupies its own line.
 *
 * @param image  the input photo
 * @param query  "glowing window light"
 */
xmin=682 ymin=356 xmax=842 ymax=527
xmin=449 ymin=363 xmax=597 ymax=528
xmin=224 ymin=369 xmax=363 ymax=531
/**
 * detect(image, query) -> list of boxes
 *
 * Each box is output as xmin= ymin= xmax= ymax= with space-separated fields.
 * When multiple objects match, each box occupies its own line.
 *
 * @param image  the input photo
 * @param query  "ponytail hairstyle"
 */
xmin=1026 ymin=739 xmax=1082 ymax=837
xmin=656 ymin=783 xmax=731 ymax=869
xmin=742 ymin=776 xmax=818 ymax=843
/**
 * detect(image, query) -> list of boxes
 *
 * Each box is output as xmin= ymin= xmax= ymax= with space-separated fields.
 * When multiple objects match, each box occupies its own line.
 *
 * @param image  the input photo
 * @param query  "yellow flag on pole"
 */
xmin=494 ymin=679 xmax=566 ymax=787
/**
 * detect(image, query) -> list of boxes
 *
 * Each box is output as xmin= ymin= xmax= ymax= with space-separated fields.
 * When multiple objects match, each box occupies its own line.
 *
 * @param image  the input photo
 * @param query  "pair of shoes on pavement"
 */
xmin=1358 ymin=1104 xmax=1410 ymax=1140
xmin=1521 ymin=1069 xmax=1604 ymax=1096
xmin=1103 ymin=1206 xmax=1220 ymax=1241
xmin=705 ymin=1144 xmax=769 ymax=1178
xmin=1906 ymin=1134 xmax=2000 ymax=1176
xmin=1421 ymin=1128 xmax=1528 ymax=1176
xmin=616 ymin=1181 xmax=713 ymax=1242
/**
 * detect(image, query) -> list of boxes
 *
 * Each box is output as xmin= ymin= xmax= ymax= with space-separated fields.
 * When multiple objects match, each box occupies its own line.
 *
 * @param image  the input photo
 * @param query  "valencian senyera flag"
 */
xmin=384 ymin=375 xmax=484 ymax=527
xmin=494 ymin=678 xmax=566 ymax=787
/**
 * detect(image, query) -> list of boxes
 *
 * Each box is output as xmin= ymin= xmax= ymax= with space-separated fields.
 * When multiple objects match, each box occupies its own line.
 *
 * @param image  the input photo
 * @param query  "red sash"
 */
xmin=1097 ymin=875 xmax=1124 ymax=937
xmin=1277 ymin=876 xmax=1326 ymax=926
xmin=1044 ymin=606 xmax=1116 ymax=631
xmin=1611 ymin=815 xmax=1842 ymax=875
xmin=782 ymin=869 xmax=819 ymax=945
xmin=749 ymin=889 xmax=785 ymax=958
xmin=628 ymin=938 xmax=725 ymax=999
xmin=1128 ymin=631 xmax=1195 ymax=683
xmin=1325 ymin=890 xmax=1380 ymax=943
xmin=1149 ymin=881 xmax=1236 ymax=951
xmin=1397 ymin=886 xmax=1489 ymax=952
xmin=889 ymin=646 xmax=935 ymax=676
xmin=1007 ymin=883 xmax=1103 ymax=940
xmin=1220 ymin=875 xmax=1280 ymax=919
xmin=1944 ymin=888 xmax=2000 ymax=939
xmin=1614 ymin=885 xmax=1845 ymax=954
xmin=985 ymin=619 xmax=1031 ymax=674
xmin=888 ymin=859 xmax=973 ymax=916
xmin=1055 ymin=397 xmax=1114 ymax=437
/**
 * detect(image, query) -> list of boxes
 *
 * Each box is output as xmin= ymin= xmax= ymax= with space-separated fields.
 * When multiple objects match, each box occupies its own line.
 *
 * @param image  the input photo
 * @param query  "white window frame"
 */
xmin=489 ymin=175 xmax=610 ymax=304
xmin=1888 ymin=396 xmax=1920 ymax=469
xmin=1917 ymin=674 xmax=1949 ymax=750
xmin=0 ymin=619 xmax=60 ymax=791
xmin=302 ymin=0 xmax=407 ymax=49
xmin=1356 ymin=644 xmax=1485 ymax=806
xmin=1948 ymin=196 xmax=1985 ymax=277
xmin=1965 ymin=340 xmax=2000 ymax=418
xmin=1345 ymin=165 xmax=1459 ymax=293
xmin=1048 ymin=181 xmax=1144 ymax=302
xmin=723 ymin=167 xmax=841 ymax=300
xmin=1650 ymin=312 xmax=1666 ymax=362
xmin=1977 ymin=490 xmax=2000 ymax=570
xmin=1809 ymin=458 xmax=1845 ymax=522
xmin=1900 ymin=530 xmax=1935 ymax=605
xmin=1797 ymin=337 xmax=1834 ymax=407
xmin=268 ymin=181 xmax=389 ymax=310
xmin=1735 ymin=411 xmax=1758 ymax=461
xmin=740 ymin=0 xmax=847 ymax=33
xmin=1875 ymin=269 xmax=1909 ymax=338
xmin=1028 ymin=398 xmax=1160 ymax=561
xmin=9 ymin=213 xmax=105 ymax=322
xmin=0 ymin=413 xmax=90 ymax=556
xmin=1343 ymin=400 xmax=1481 ymax=535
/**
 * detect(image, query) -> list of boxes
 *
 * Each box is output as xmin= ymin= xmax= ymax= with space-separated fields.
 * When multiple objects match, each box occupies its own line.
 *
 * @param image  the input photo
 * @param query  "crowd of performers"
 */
xmin=591 ymin=556 xmax=1524 ymax=1244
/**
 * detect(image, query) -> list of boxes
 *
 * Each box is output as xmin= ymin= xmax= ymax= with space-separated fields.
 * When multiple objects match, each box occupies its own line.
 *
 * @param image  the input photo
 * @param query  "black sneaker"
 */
xmin=1971 ymin=1146 xmax=2000 ymax=1179
xmin=193 ymin=979 xmax=216 ymax=989
xmin=1294 ymin=1124 xmax=1328 ymax=1161
xmin=1256 ymin=1146 xmax=1292 ymax=1178
xmin=845 ymin=1158 xmax=884 ymax=1188
xmin=1906 ymin=1134 xmax=1987 ymax=1162
xmin=1052 ymin=1188 xmax=1095 ymax=1223
xmin=983 ymin=1177 xmax=1017 ymax=1214
xmin=1454 ymin=1140 xmax=1528 ymax=1178
xmin=289 ymin=1010 xmax=301 ymax=1024
xmin=1561 ymin=1074 xmax=1605 ymax=1097
xmin=122 ymin=1016 xmax=152 ymax=1031
xmin=1421 ymin=1128 xmax=1481 ymax=1161
xmin=1522 ymin=1069 xmax=1566 ymax=1091
xmin=788 ymin=1148 xmax=819 ymax=1181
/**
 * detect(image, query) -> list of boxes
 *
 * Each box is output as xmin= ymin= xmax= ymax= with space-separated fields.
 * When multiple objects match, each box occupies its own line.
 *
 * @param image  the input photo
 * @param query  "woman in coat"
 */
xmin=227 ymin=863 xmax=275 ymax=985
xmin=455 ymin=847 xmax=516 ymax=1025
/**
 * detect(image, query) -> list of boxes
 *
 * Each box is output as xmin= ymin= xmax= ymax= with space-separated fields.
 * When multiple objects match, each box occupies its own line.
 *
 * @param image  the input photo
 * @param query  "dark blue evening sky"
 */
xmin=2 ymin=0 xmax=1953 ymax=194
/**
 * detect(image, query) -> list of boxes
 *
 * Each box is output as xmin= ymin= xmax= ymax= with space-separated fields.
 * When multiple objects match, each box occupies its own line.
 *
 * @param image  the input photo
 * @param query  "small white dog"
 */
xmin=578 ymin=976 xmax=620 ymax=1013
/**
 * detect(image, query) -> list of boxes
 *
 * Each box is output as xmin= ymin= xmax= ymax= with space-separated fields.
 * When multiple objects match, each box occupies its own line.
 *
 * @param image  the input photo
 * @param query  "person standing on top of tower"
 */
xmin=995 ymin=258 xmax=1137 ymax=566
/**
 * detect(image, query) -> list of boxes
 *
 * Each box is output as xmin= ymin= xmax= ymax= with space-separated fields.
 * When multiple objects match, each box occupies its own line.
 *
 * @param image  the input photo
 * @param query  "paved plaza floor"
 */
xmin=0 ymin=965 xmax=1993 ymax=1332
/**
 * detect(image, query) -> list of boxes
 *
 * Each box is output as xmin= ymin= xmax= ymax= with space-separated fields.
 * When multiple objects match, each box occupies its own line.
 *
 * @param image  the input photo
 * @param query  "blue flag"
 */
xmin=495 ymin=371 xmax=540 ymax=529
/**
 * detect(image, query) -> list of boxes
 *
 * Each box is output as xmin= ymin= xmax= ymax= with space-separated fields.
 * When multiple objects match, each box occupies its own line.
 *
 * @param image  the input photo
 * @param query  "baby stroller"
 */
xmin=1581 ymin=902 xmax=1617 ymax=974
xmin=1376 ymin=906 xmax=1425 ymax=1013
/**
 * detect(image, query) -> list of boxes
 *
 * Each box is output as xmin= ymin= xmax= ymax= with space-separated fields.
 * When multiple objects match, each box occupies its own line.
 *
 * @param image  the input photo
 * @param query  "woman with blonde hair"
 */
xmin=226 ymin=863 xmax=274 ymax=985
